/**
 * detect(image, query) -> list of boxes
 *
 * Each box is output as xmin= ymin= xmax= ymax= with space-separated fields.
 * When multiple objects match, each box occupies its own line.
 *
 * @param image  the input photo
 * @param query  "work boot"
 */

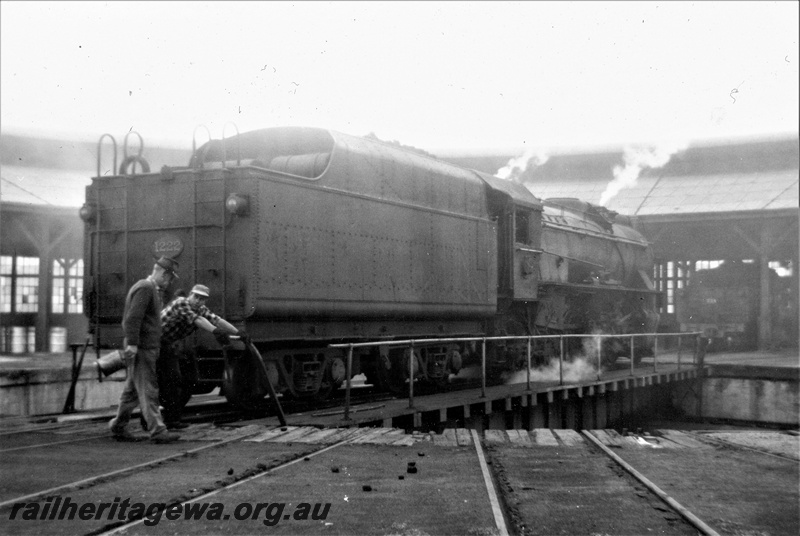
xmin=151 ymin=430 xmax=180 ymax=444
xmin=166 ymin=421 xmax=189 ymax=430
xmin=109 ymin=422 xmax=138 ymax=442
xmin=141 ymin=406 xmax=164 ymax=432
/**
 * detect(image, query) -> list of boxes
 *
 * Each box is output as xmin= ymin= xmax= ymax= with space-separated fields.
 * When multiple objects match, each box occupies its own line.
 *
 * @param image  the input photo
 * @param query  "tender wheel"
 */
xmin=313 ymin=355 xmax=346 ymax=401
xmin=222 ymin=349 xmax=272 ymax=411
xmin=376 ymin=355 xmax=406 ymax=394
xmin=376 ymin=348 xmax=419 ymax=394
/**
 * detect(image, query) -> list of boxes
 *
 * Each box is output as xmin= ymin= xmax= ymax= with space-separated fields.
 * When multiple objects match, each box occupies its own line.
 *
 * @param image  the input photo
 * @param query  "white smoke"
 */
xmin=495 ymin=148 xmax=550 ymax=183
xmin=502 ymin=356 xmax=599 ymax=385
xmin=598 ymin=141 xmax=688 ymax=206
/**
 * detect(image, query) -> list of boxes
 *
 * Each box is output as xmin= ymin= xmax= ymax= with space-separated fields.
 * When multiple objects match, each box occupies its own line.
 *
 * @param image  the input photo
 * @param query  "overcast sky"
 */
xmin=1 ymin=1 xmax=798 ymax=155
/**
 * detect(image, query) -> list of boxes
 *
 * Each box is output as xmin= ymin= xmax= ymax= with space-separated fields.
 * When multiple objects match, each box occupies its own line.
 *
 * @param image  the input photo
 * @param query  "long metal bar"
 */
xmin=221 ymin=172 xmax=227 ymax=319
xmin=62 ymin=336 xmax=91 ymax=414
xmin=630 ymin=335 xmax=635 ymax=376
xmin=329 ymin=331 xmax=701 ymax=349
xmin=541 ymin=220 xmax=650 ymax=247
xmin=526 ymin=338 xmax=531 ymax=391
xmin=193 ymin=179 xmax=198 ymax=297
xmin=596 ymin=335 xmax=602 ymax=380
xmin=481 ymin=338 xmax=486 ymax=398
xmin=343 ymin=344 xmax=353 ymax=422
xmin=538 ymin=249 xmax=605 ymax=268
xmin=93 ymin=172 xmax=102 ymax=354
xmin=653 ymin=336 xmax=659 ymax=372
xmin=408 ymin=342 xmax=415 ymax=409
xmin=123 ymin=182 xmax=129 ymax=324
xmin=245 ymin=342 xmax=286 ymax=426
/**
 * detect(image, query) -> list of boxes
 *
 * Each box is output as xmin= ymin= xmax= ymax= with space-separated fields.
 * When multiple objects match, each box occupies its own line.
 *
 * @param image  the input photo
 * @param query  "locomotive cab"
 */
xmin=476 ymin=172 xmax=543 ymax=304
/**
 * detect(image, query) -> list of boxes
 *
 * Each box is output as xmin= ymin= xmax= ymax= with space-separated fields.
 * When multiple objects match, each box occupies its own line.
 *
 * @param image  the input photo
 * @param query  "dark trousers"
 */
xmin=157 ymin=342 xmax=184 ymax=424
xmin=111 ymin=347 xmax=167 ymax=437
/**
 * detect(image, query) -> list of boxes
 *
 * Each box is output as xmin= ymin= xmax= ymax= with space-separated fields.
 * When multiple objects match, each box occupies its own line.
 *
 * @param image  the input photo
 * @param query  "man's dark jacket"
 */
xmin=122 ymin=278 xmax=163 ymax=349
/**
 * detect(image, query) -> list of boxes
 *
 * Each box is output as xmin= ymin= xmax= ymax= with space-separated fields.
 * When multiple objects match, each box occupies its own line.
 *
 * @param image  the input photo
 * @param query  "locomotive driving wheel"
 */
xmin=493 ymin=317 xmax=530 ymax=380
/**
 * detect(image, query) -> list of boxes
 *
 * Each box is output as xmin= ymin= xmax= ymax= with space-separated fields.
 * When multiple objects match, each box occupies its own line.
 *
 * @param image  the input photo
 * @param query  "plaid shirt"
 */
xmin=160 ymin=297 xmax=220 ymax=345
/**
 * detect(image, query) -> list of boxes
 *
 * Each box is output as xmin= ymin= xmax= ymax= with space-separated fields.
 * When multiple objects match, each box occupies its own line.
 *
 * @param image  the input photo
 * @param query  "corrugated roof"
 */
xmin=527 ymin=170 xmax=798 ymax=215
xmin=444 ymin=136 xmax=799 ymax=216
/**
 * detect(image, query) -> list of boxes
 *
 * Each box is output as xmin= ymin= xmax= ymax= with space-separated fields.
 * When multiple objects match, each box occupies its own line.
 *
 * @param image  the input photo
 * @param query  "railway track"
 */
xmin=582 ymin=431 xmax=720 ymax=536
xmin=0 ymin=422 xmax=430 ymax=535
xmin=483 ymin=427 xmax=798 ymax=536
xmin=2 ymin=406 xmax=795 ymax=535
xmin=95 ymin=437 xmax=357 ymax=535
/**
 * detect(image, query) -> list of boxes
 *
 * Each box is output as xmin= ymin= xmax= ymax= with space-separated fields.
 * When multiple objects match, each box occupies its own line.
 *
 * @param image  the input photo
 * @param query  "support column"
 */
xmin=36 ymin=223 xmax=51 ymax=352
xmin=596 ymin=387 xmax=608 ymax=429
xmin=564 ymin=395 xmax=579 ymax=430
xmin=609 ymin=386 xmax=623 ymax=427
xmin=487 ymin=411 xmax=505 ymax=430
xmin=759 ymin=224 xmax=773 ymax=350
xmin=583 ymin=393 xmax=596 ymax=429
xmin=546 ymin=392 xmax=562 ymax=429
xmin=528 ymin=394 xmax=546 ymax=429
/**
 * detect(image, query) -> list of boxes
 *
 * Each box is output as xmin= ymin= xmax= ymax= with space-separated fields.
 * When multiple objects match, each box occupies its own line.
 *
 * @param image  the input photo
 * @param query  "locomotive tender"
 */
xmin=82 ymin=126 xmax=660 ymax=408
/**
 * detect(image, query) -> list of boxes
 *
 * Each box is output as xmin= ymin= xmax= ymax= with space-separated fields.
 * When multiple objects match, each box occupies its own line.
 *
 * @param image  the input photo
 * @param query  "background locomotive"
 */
xmin=676 ymin=261 xmax=795 ymax=352
xmin=82 ymin=126 xmax=660 ymax=409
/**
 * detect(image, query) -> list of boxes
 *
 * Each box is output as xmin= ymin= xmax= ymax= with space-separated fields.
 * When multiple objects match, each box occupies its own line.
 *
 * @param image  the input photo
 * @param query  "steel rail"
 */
xmin=0 ymin=434 xmax=107 ymax=454
xmin=471 ymin=429 xmax=509 ymax=536
xmin=690 ymin=432 xmax=800 ymax=462
xmin=0 ymin=428 xmax=266 ymax=510
xmin=97 ymin=435 xmax=357 ymax=535
xmin=582 ymin=430 xmax=721 ymax=536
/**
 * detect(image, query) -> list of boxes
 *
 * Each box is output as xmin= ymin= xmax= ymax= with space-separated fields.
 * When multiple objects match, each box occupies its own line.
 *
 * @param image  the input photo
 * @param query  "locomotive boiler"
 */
xmin=82 ymin=126 xmax=660 ymax=408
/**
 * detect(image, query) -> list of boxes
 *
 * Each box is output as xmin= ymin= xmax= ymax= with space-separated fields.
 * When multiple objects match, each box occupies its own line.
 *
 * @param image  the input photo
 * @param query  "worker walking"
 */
xmin=109 ymin=257 xmax=180 ymax=444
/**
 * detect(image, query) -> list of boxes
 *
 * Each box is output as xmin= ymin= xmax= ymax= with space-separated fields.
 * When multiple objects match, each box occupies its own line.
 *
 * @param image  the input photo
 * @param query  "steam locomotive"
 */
xmin=82 ymin=126 xmax=660 ymax=409
xmin=676 ymin=260 xmax=795 ymax=352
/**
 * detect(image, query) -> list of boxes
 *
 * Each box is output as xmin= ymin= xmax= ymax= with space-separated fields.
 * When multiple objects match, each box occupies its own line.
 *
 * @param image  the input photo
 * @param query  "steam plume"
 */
xmin=495 ymin=148 xmax=549 ymax=183
xmin=502 ymin=356 xmax=599 ymax=385
xmin=598 ymin=142 xmax=687 ymax=206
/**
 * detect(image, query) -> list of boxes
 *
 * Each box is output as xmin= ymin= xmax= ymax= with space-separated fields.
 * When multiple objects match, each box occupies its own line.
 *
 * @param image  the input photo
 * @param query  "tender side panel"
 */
xmin=252 ymin=174 xmax=497 ymax=318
